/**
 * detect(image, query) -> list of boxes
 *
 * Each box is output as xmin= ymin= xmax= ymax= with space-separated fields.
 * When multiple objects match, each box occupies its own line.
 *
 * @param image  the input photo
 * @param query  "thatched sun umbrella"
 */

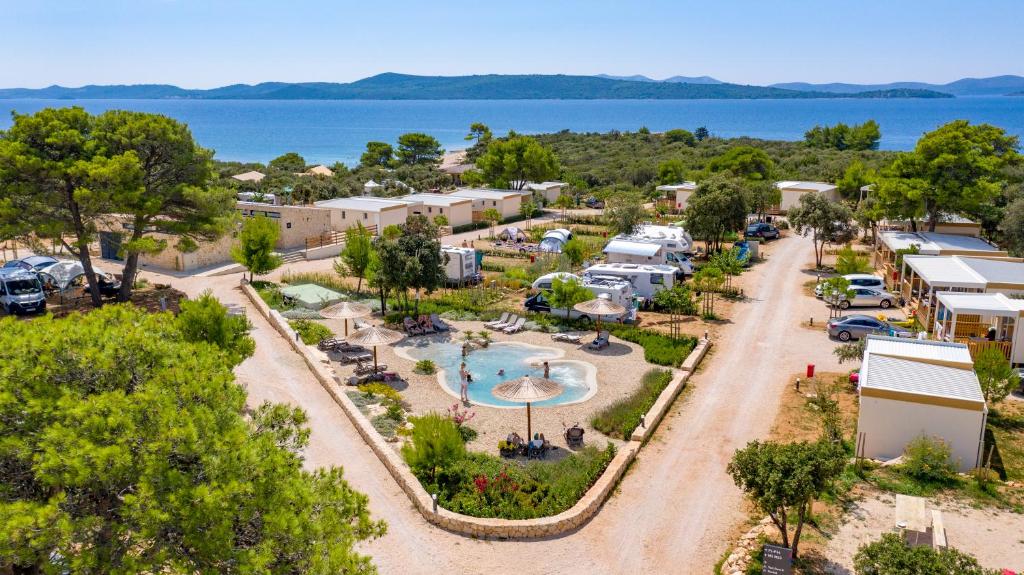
xmin=347 ymin=325 xmax=404 ymax=372
xmin=492 ymin=375 xmax=563 ymax=440
xmin=574 ymin=295 xmax=627 ymax=336
xmin=320 ymin=301 xmax=372 ymax=336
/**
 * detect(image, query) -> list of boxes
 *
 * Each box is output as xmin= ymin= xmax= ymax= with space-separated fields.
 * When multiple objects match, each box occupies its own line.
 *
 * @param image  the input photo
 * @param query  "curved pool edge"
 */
xmin=394 ymin=339 xmax=599 ymax=409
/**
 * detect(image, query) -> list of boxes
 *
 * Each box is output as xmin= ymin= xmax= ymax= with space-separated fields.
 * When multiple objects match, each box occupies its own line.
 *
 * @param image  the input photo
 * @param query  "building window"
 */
xmin=439 ymin=207 xmax=444 ymax=213
xmin=363 ymin=213 xmax=368 ymax=219
xmin=286 ymin=222 xmax=292 ymax=229
xmin=342 ymin=211 xmax=346 ymax=219
xmin=492 ymin=201 xmax=497 ymax=206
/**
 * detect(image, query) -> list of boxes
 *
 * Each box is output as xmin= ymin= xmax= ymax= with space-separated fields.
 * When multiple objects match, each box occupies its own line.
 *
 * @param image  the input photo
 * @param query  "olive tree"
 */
xmin=787 ymin=191 xmax=856 ymax=269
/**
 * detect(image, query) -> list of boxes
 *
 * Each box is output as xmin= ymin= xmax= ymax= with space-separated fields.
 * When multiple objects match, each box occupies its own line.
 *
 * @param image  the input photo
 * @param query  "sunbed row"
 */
xmin=482 ymin=312 xmax=526 ymax=334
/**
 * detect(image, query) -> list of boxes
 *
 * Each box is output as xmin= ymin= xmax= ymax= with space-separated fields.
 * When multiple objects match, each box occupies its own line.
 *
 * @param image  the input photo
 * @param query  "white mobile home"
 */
xmin=856 ymin=336 xmax=987 ymax=472
xmin=400 ymin=193 xmax=474 ymax=228
xmin=442 ymin=245 xmax=481 ymax=286
xmin=449 ymin=188 xmax=524 ymax=220
xmin=525 ymin=181 xmax=567 ymax=204
xmin=583 ymin=262 xmax=681 ymax=300
xmin=526 ymin=273 xmax=636 ymax=322
xmin=602 ymin=239 xmax=693 ymax=274
xmin=899 ymin=255 xmax=1024 ymax=329
xmin=314 ymin=197 xmax=415 ymax=232
xmin=932 ymin=292 xmax=1024 ymax=365
xmin=655 ymin=182 xmax=697 ymax=212
xmin=775 ymin=181 xmax=840 ymax=212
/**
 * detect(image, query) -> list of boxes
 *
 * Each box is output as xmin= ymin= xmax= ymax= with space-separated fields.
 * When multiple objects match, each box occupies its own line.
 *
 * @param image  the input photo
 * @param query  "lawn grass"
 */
xmin=590 ymin=369 xmax=674 ymax=439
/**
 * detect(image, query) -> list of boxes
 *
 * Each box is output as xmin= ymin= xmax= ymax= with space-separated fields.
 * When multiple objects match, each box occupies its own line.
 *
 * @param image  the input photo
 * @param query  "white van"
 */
xmin=0 ymin=268 xmax=46 ymax=315
xmin=441 ymin=245 xmax=481 ymax=286
xmin=603 ymin=239 xmax=694 ymax=275
xmin=526 ymin=273 xmax=636 ymax=322
xmin=583 ymin=262 xmax=681 ymax=300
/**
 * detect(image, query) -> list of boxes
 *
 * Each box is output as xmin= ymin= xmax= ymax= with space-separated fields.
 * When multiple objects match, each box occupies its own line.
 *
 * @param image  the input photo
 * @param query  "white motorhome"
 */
xmin=583 ymin=262 xmax=681 ymax=300
xmin=603 ymin=239 xmax=694 ymax=275
xmin=629 ymin=224 xmax=694 ymax=253
xmin=526 ymin=272 xmax=636 ymax=322
xmin=441 ymin=245 xmax=481 ymax=286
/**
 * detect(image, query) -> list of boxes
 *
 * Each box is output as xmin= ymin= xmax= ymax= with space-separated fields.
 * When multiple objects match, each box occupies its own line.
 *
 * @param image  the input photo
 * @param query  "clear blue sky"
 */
xmin=4 ymin=0 xmax=1022 ymax=88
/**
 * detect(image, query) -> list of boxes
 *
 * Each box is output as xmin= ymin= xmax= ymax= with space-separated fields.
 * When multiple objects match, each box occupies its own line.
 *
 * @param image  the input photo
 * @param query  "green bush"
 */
xmin=591 ymin=369 xmax=673 ymax=439
xmin=401 ymin=413 xmax=466 ymax=484
xmin=854 ymin=532 xmax=989 ymax=574
xmin=457 ymin=425 xmax=478 ymax=443
xmin=357 ymin=382 xmax=403 ymax=404
xmin=414 ymin=359 xmax=437 ymax=374
xmin=288 ymin=319 xmax=333 ymax=345
xmin=606 ymin=325 xmax=697 ymax=366
xmin=902 ymin=436 xmax=957 ymax=484
xmin=416 ymin=444 xmax=616 ymax=520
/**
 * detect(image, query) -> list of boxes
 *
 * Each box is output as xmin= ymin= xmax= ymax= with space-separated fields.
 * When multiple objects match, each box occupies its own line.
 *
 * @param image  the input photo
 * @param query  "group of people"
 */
xmin=457 ymin=361 xmax=550 ymax=404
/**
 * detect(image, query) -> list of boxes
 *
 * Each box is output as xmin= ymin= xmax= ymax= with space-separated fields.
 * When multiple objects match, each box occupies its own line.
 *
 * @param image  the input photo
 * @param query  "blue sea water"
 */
xmin=400 ymin=340 xmax=592 ymax=408
xmin=2 ymin=97 xmax=1023 ymax=165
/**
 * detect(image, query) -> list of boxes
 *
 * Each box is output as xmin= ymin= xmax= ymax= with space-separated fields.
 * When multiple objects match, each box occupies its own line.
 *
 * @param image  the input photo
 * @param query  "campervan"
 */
xmin=0 ymin=268 xmax=46 ymax=315
xmin=441 ymin=245 xmax=481 ymax=286
xmin=609 ymin=224 xmax=695 ymax=274
xmin=525 ymin=272 xmax=636 ymax=322
xmin=583 ymin=262 xmax=681 ymax=300
xmin=602 ymin=239 xmax=694 ymax=275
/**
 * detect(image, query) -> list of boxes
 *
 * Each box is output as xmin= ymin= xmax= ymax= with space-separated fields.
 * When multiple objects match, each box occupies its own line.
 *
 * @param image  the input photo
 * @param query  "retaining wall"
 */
xmin=241 ymin=281 xmax=710 ymax=538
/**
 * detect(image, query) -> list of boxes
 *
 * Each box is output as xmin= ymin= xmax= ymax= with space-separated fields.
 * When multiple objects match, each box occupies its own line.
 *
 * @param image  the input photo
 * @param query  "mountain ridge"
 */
xmin=769 ymin=75 xmax=1024 ymax=96
xmin=0 ymin=73 xmax=955 ymax=100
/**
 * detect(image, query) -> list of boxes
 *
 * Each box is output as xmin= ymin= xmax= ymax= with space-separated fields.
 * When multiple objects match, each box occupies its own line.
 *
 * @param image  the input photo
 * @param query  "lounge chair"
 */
xmin=403 ymin=317 xmax=425 ymax=336
xmin=354 ymin=360 xmax=387 ymax=376
xmin=588 ymin=330 xmax=610 ymax=350
xmin=564 ymin=424 xmax=585 ymax=448
xmin=339 ymin=349 xmax=372 ymax=364
xmin=484 ymin=312 xmax=510 ymax=329
xmin=503 ymin=317 xmax=526 ymax=334
xmin=430 ymin=313 xmax=450 ymax=332
xmin=551 ymin=332 xmax=582 ymax=344
xmin=318 ymin=337 xmax=345 ymax=352
xmin=487 ymin=313 xmax=517 ymax=331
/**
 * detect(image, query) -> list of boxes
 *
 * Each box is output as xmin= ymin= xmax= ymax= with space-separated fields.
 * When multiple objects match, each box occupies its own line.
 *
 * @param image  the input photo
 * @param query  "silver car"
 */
xmin=826 ymin=314 xmax=913 ymax=341
xmin=815 ymin=274 xmax=885 ymax=298
xmin=834 ymin=287 xmax=899 ymax=309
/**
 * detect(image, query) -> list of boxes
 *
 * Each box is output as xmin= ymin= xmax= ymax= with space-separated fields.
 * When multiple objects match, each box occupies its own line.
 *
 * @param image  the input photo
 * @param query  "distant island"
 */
xmin=0 ymin=73 xmax=955 ymax=100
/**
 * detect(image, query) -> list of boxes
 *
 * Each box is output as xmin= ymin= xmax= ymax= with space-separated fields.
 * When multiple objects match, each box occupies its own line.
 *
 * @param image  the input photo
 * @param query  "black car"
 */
xmin=745 ymin=222 xmax=780 ymax=240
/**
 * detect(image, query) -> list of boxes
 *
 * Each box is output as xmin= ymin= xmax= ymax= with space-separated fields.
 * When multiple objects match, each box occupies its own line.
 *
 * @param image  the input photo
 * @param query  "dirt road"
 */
xmin=155 ymin=233 xmax=844 ymax=575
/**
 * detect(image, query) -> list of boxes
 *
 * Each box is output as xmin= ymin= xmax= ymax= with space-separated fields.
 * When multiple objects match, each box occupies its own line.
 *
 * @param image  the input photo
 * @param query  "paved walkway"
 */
xmin=152 ymin=233 xmax=845 ymax=575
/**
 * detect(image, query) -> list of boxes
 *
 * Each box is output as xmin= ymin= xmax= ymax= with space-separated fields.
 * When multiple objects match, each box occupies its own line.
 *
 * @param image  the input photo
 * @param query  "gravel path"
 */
xmin=148 ymin=233 xmax=845 ymax=574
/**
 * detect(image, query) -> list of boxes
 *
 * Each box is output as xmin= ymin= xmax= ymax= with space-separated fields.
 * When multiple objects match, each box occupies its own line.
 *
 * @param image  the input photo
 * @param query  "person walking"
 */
xmin=459 ymin=362 xmax=470 ymax=403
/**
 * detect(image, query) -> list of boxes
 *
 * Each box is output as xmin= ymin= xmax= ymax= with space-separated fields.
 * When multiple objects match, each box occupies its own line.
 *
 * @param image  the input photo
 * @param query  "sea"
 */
xmin=2 ymin=97 xmax=1023 ymax=166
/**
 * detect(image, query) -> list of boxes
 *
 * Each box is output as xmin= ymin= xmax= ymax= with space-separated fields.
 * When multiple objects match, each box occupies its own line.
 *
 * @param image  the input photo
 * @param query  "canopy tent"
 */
xmin=36 ymin=261 xmax=113 ymax=291
xmin=498 ymin=227 xmax=527 ymax=242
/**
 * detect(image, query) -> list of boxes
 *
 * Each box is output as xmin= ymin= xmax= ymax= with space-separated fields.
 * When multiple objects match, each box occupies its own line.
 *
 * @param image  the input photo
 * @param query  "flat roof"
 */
xmin=399 ymin=193 xmax=472 ymax=206
xmin=314 ymin=197 xmax=412 ymax=212
xmin=935 ymin=292 xmax=1024 ymax=317
xmin=585 ymin=262 xmax=677 ymax=273
xmin=904 ymin=255 xmax=1024 ymax=287
xmin=526 ymin=181 xmax=565 ymax=190
xmin=880 ymin=231 xmax=1002 ymax=255
xmin=655 ymin=182 xmax=697 ymax=192
xmin=775 ymin=181 xmax=836 ymax=192
xmin=603 ymin=240 xmax=661 ymax=257
xmin=449 ymin=188 xmax=524 ymax=200
xmin=861 ymin=336 xmax=984 ymax=408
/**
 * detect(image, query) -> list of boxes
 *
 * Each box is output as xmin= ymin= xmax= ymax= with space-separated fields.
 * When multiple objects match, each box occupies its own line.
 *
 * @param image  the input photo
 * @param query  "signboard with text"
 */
xmin=762 ymin=544 xmax=792 ymax=575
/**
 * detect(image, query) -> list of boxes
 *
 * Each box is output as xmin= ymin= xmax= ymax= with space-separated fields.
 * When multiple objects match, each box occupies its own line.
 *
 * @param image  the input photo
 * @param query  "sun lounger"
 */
xmin=484 ymin=312 xmax=510 ymax=329
xmin=430 ymin=313 xmax=450 ymax=332
xmin=354 ymin=360 xmax=387 ymax=376
xmin=489 ymin=313 xmax=518 ymax=331
xmin=338 ymin=350 xmax=373 ymax=364
xmin=564 ymin=424 xmax=585 ymax=448
xmin=318 ymin=337 xmax=344 ymax=352
xmin=588 ymin=330 xmax=610 ymax=350
xmin=502 ymin=317 xmax=526 ymax=334
xmin=551 ymin=333 xmax=582 ymax=344
xmin=403 ymin=317 xmax=425 ymax=336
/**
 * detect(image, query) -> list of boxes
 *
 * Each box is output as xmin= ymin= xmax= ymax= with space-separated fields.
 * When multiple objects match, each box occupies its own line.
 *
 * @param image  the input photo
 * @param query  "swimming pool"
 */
xmin=398 ymin=340 xmax=596 ymax=408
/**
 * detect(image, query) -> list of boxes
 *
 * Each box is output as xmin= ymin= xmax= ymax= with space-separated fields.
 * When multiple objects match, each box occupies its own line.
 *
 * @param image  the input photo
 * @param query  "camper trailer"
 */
xmin=602 ymin=239 xmax=694 ymax=275
xmin=583 ymin=262 xmax=681 ymax=300
xmin=0 ymin=268 xmax=46 ymax=315
xmin=442 ymin=245 xmax=481 ymax=286
xmin=526 ymin=272 xmax=636 ymax=322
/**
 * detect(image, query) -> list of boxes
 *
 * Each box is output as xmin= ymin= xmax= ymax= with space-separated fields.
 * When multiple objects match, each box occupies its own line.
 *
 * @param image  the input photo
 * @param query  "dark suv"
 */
xmin=745 ymin=222 xmax=780 ymax=240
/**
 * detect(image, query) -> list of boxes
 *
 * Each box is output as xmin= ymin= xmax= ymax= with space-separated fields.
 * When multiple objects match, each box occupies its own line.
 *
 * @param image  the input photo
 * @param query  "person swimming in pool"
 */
xmin=497 ymin=368 xmax=505 ymax=376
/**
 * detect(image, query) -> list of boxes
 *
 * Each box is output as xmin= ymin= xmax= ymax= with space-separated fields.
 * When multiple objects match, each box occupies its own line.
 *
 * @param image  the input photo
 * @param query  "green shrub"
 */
xmin=385 ymin=402 xmax=405 ymax=423
xmin=371 ymin=414 xmax=402 ymax=438
xmin=606 ymin=325 xmax=697 ymax=366
xmin=357 ymin=382 xmax=403 ymax=404
xmin=854 ymin=532 xmax=989 ymax=574
xmin=457 ymin=425 xmax=478 ymax=443
xmin=401 ymin=413 xmax=466 ymax=484
xmin=414 ymin=359 xmax=437 ymax=374
xmin=902 ymin=436 xmax=957 ymax=484
xmin=591 ymin=369 xmax=673 ymax=439
xmin=288 ymin=319 xmax=333 ymax=345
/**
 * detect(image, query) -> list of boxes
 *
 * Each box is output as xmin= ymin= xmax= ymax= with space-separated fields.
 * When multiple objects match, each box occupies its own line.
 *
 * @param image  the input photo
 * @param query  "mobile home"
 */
xmin=603 ymin=238 xmax=694 ymax=274
xmin=583 ymin=262 xmax=681 ymax=300
xmin=442 ymin=245 xmax=482 ymax=286
xmin=525 ymin=272 xmax=636 ymax=322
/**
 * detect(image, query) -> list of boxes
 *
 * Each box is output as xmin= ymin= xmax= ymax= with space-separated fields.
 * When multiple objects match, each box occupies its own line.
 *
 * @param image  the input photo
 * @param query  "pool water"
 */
xmin=401 ymin=341 xmax=594 ymax=407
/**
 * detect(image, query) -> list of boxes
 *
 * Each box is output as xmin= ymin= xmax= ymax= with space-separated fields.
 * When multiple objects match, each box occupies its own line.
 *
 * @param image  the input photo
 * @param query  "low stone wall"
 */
xmin=241 ymin=281 xmax=709 ymax=538
xmin=303 ymin=242 xmax=346 ymax=260
xmin=629 ymin=340 xmax=710 ymax=443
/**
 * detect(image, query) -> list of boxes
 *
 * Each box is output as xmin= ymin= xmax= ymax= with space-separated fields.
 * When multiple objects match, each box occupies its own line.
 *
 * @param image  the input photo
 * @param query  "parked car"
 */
xmin=815 ymin=274 xmax=885 ymax=298
xmin=2 ymin=256 xmax=59 ymax=271
xmin=826 ymin=314 xmax=913 ymax=341
xmin=584 ymin=197 xmax=605 ymax=209
xmin=832 ymin=287 xmax=899 ymax=309
xmin=744 ymin=222 xmax=780 ymax=240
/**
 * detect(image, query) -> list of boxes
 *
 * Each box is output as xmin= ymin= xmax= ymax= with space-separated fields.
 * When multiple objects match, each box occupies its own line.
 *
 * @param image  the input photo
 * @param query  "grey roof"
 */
xmin=775 ymin=180 xmax=837 ymax=192
xmin=904 ymin=255 xmax=1024 ymax=287
xmin=880 ymin=231 xmax=1001 ymax=255
xmin=960 ymin=257 xmax=1024 ymax=285
xmin=861 ymin=336 xmax=984 ymax=406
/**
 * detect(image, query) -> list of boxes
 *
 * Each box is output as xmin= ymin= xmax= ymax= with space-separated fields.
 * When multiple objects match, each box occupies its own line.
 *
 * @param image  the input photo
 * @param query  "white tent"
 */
xmin=37 ymin=261 xmax=114 ymax=291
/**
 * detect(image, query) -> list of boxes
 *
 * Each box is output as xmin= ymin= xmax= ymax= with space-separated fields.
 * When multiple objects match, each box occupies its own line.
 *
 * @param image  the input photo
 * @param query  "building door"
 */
xmin=99 ymin=232 xmax=123 ymax=260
